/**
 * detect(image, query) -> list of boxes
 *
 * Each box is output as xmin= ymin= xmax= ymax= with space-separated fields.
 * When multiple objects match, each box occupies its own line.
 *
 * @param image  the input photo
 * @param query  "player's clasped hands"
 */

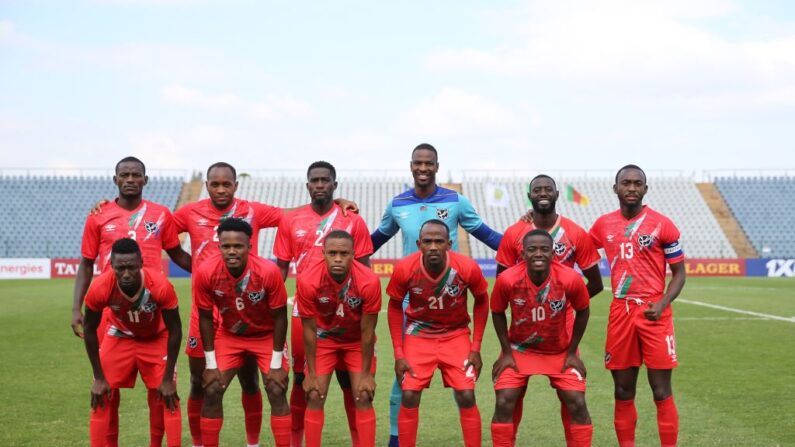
xmin=357 ymin=373 xmax=376 ymax=402
xmin=265 ymin=366 xmax=289 ymax=392
xmin=303 ymin=373 xmax=324 ymax=400
xmin=157 ymin=378 xmax=180 ymax=412
xmin=465 ymin=351 xmax=483 ymax=380
xmin=90 ymin=378 xmax=112 ymax=409
xmin=491 ymin=353 xmax=518 ymax=383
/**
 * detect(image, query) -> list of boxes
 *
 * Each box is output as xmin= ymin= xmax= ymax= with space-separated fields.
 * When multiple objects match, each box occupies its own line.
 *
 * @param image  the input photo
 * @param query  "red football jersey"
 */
xmin=84 ymin=267 xmax=178 ymax=339
xmin=496 ymin=215 xmax=600 ymax=270
xmin=273 ymin=204 xmax=373 ymax=275
xmin=491 ymin=262 xmax=589 ymax=354
xmin=387 ymin=251 xmax=489 ymax=338
xmin=194 ymin=255 xmax=288 ymax=337
xmin=173 ymin=198 xmax=282 ymax=268
xmin=81 ymin=199 xmax=180 ymax=273
xmin=589 ymin=206 xmax=684 ymax=302
xmin=296 ymin=260 xmax=382 ymax=345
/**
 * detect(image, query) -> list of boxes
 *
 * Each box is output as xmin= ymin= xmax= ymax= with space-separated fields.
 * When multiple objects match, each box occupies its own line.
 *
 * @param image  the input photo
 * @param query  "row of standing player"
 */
xmin=72 ymin=143 xmax=686 ymax=447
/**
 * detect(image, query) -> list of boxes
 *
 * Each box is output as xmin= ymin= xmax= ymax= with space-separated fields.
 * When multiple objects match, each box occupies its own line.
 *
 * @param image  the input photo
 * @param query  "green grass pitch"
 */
xmin=0 ymin=277 xmax=793 ymax=446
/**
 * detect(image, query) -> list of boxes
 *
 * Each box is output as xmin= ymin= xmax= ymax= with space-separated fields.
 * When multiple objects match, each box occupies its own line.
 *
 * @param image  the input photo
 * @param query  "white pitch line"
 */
xmin=677 ymin=299 xmax=795 ymax=324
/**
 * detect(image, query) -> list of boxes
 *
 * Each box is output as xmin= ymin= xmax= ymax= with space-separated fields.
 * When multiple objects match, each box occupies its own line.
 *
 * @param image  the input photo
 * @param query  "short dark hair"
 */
xmin=529 ymin=174 xmax=557 ymax=190
xmin=522 ymin=229 xmax=553 ymax=248
xmin=217 ymin=217 xmax=252 ymax=238
xmin=207 ymin=162 xmax=237 ymax=180
xmin=615 ymin=164 xmax=646 ymax=184
xmin=115 ymin=156 xmax=146 ymax=175
xmin=412 ymin=143 xmax=438 ymax=159
xmin=111 ymin=238 xmax=141 ymax=257
xmin=324 ymin=229 xmax=353 ymax=245
xmin=420 ymin=219 xmax=450 ymax=238
xmin=307 ymin=161 xmax=337 ymax=181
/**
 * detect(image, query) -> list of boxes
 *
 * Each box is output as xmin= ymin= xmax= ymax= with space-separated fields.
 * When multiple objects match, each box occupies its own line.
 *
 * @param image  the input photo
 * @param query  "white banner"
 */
xmin=0 ymin=258 xmax=51 ymax=279
xmin=485 ymin=183 xmax=510 ymax=207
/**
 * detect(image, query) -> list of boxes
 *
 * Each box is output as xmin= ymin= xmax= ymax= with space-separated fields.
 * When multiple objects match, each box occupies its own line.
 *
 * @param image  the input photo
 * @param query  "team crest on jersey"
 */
xmin=104 ymin=224 xmax=117 ymax=232
xmin=513 ymin=298 xmax=526 ymax=306
xmin=554 ymin=242 xmax=566 ymax=256
xmin=141 ymin=302 xmax=157 ymax=313
xmin=638 ymin=234 xmax=653 ymax=248
xmin=445 ymin=283 xmax=461 ymax=297
xmin=144 ymin=221 xmax=159 ymax=234
xmin=319 ymin=296 xmax=331 ymax=304
xmin=345 ymin=296 xmax=363 ymax=309
xmin=549 ymin=299 xmax=565 ymax=313
xmin=188 ymin=336 xmax=198 ymax=349
xmin=436 ymin=208 xmax=449 ymax=220
xmin=248 ymin=291 xmax=264 ymax=304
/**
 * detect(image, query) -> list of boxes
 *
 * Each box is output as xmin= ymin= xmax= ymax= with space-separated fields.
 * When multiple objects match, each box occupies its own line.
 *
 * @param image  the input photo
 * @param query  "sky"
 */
xmin=1 ymin=0 xmax=794 ymax=180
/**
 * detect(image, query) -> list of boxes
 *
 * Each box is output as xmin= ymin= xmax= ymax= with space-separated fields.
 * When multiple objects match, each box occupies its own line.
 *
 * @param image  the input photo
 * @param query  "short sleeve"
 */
xmin=362 ymin=276 xmax=382 ymax=314
xmin=376 ymin=201 xmax=400 ymax=237
xmin=159 ymin=211 xmax=181 ymax=250
xmin=172 ymin=204 xmax=190 ymax=233
xmin=351 ymin=215 xmax=374 ymax=258
xmin=193 ymin=268 xmax=214 ymax=311
xmin=572 ymin=226 xmax=601 ymax=270
xmin=489 ymin=275 xmax=510 ymax=312
xmin=83 ymin=274 xmax=109 ymax=312
xmin=81 ymin=215 xmax=100 ymax=260
xmin=153 ymin=273 xmax=179 ymax=310
xmin=495 ymin=224 xmax=520 ymax=267
xmin=385 ymin=262 xmax=409 ymax=301
xmin=457 ymin=194 xmax=485 ymax=233
xmin=465 ymin=258 xmax=489 ymax=296
xmin=252 ymin=202 xmax=283 ymax=229
xmin=588 ymin=219 xmax=604 ymax=249
xmin=295 ymin=275 xmax=317 ymax=318
xmin=265 ymin=266 xmax=288 ymax=310
xmin=566 ymin=272 xmax=590 ymax=311
xmin=660 ymin=218 xmax=684 ymax=264
xmin=272 ymin=214 xmax=294 ymax=262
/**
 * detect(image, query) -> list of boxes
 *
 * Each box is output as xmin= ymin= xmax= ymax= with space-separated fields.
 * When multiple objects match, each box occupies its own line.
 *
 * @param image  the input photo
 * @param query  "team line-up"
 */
xmin=72 ymin=143 xmax=686 ymax=447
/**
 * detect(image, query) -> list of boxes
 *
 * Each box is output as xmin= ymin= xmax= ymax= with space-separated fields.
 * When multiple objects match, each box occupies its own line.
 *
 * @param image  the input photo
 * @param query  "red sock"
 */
xmin=459 ymin=405 xmax=482 ymax=447
xmin=491 ymin=422 xmax=515 ymax=447
xmin=397 ymin=405 xmax=419 ymax=447
xmin=106 ymin=388 xmax=120 ymax=447
xmin=614 ymin=399 xmax=637 ymax=447
xmin=512 ymin=388 xmax=525 ymax=441
xmin=355 ymin=407 xmax=376 ymax=447
xmin=655 ymin=396 xmax=679 ymax=447
xmin=187 ymin=397 xmax=203 ymax=446
xmin=290 ymin=384 xmax=307 ymax=446
xmin=271 ymin=414 xmax=292 ymax=447
xmin=89 ymin=399 xmax=110 ymax=447
xmin=242 ymin=390 xmax=263 ymax=445
xmin=569 ymin=423 xmax=593 ymax=447
xmin=147 ymin=389 xmax=165 ymax=447
xmin=304 ymin=408 xmax=325 ymax=447
xmin=342 ymin=387 xmax=360 ymax=447
xmin=163 ymin=399 xmax=182 ymax=447
xmin=201 ymin=416 xmax=223 ymax=447
xmin=560 ymin=401 xmax=573 ymax=445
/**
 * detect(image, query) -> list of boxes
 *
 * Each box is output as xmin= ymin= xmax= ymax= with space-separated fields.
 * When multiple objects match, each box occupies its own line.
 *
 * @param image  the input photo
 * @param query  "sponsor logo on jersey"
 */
xmin=296 ymin=229 xmax=307 ymax=238
xmin=553 ymin=242 xmax=566 ymax=256
xmin=549 ymin=299 xmax=565 ymax=313
xmin=104 ymin=224 xmax=117 ymax=232
xmin=436 ymin=208 xmax=449 ymax=220
xmin=345 ymin=296 xmax=363 ymax=309
xmin=411 ymin=287 xmax=423 ymax=295
xmin=144 ymin=221 xmax=159 ymax=234
xmin=248 ymin=290 xmax=264 ymax=303
xmin=188 ymin=336 xmax=198 ymax=349
xmin=445 ymin=283 xmax=461 ymax=297
xmin=638 ymin=234 xmax=653 ymax=248
xmin=213 ymin=289 xmax=224 ymax=297
xmin=109 ymin=304 xmax=121 ymax=311
xmin=513 ymin=298 xmax=526 ymax=306
xmin=319 ymin=296 xmax=330 ymax=304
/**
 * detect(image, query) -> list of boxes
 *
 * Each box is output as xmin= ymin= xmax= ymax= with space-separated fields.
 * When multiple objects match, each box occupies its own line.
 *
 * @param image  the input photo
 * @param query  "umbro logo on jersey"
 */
xmin=513 ymin=298 xmax=526 ymax=306
xmin=638 ymin=234 xmax=653 ymax=248
xmin=554 ymin=242 xmax=566 ymax=256
xmin=346 ymin=296 xmax=363 ymax=309
xmin=104 ymin=224 xmax=117 ymax=232
xmin=144 ymin=221 xmax=158 ymax=234
xmin=319 ymin=296 xmax=331 ymax=304
xmin=411 ymin=287 xmax=423 ymax=295
xmin=197 ymin=218 xmax=209 ymax=226
xmin=436 ymin=208 xmax=449 ymax=220
xmin=296 ymin=230 xmax=307 ymax=238
xmin=398 ymin=212 xmax=410 ymax=219
xmin=214 ymin=290 xmax=224 ymax=297
xmin=248 ymin=291 xmax=264 ymax=303
xmin=109 ymin=304 xmax=120 ymax=311
xmin=445 ymin=284 xmax=461 ymax=297
xmin=606 ymin=234 xmax=614 ymax=242
xmin=549 ymin=299 xmax=565 ymax=312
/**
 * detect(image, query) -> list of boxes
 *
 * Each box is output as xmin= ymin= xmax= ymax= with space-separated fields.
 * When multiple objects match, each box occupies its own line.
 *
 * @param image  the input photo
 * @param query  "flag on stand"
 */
xmin=565 ymin=185 xmax=589 ymax=205
xmin=486 ymin=183 xmax=510 ymax=207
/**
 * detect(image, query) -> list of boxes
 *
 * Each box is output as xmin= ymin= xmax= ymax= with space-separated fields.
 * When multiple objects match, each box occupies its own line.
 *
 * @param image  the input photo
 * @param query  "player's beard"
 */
xmin=530 ymin=197 xmax=556 ymax=215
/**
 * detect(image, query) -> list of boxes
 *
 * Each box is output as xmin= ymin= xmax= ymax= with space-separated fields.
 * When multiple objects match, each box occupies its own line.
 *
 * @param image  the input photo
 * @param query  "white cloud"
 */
xmin=160 ymin=84 xmax=242 ymax=110
xmin=93 ymin=0 xmax=207 ymax=5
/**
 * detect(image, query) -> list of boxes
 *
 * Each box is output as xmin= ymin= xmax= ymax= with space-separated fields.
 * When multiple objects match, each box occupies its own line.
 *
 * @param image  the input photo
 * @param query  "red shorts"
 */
xmin=215 ymin=330 xmax=289 ymax=373
xmin=314 ymin=341 xmax=377 ymax=376
xmin=100 ymin=333 xmax=173 ymax=389
xmin=604 ymin=299 xmax=678 ymax=370
xmin=401 ymin=331 xmax=476 ymax=391
xmin=494 ymin=350 xmax=586 ymax=392
xmin=291 ymin=315 xmax=305 ymax=374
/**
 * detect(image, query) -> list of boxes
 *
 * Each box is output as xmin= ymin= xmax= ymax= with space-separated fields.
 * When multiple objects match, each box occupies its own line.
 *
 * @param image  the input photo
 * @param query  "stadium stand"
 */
xmin=464 ymin=176 xmax=738 ymax=260
xmin=190 ymin=176 xmax=409 ymax=259
xmin=0 ymin=175 xmax=182 ymax=258
xmin=715 ymin=176 xmax=795 ymax=258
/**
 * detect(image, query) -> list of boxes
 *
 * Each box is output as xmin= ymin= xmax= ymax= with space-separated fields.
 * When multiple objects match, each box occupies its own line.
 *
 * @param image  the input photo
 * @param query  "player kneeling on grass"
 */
xmin=194 ymin=218 xmax=291 ymax=447
xmin=490 ymin=229 xmax=593 ymax=447
xmin=83 ymin=238 xmax=182 ymax=447
xmin=297 ymin=230 xmax=381 ymax=447
xmin=386 ymin=219 xmax=489 ymax=447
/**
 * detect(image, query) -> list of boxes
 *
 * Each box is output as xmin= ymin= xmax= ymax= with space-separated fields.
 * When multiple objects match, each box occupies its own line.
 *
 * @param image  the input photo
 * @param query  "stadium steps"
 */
xmin=696 ymin=182 xmax=758 ymax=258
xmin=176 ymin=179 xmax=203 ymax=209
xmin=440 ymin=183 xmax=472 ymax=257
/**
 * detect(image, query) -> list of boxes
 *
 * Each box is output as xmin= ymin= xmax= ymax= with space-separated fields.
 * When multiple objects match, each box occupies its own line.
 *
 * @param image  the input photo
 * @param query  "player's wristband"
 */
xmin=270 ymin=350 xmax=284 ymax=369
xmin=204 ymin=350 xmax=217 ymax=369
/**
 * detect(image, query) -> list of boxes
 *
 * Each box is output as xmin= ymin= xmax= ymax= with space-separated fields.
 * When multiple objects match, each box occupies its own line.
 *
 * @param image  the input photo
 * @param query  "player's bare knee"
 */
xmin=563 ymin=393 xmax=591 ymax=424
xmin=401 ymin=390 xmax=421 ymax=408
xmin=651 ymin=384 xmax=672 ymax=401
xmin=453 ymin=390 xmax=476 ymax=409
xmin=306 ymin=391 xmax=326 ymax=410
xmin=493 ymin=390 xmax=517 ymax=423
xmin=189 ymin=375 xmax=204 ymax=398
xmin=613 ymin=383 xmax=636 ymax=401
xmin=266 ymin=391 xmax=290 ymax=416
